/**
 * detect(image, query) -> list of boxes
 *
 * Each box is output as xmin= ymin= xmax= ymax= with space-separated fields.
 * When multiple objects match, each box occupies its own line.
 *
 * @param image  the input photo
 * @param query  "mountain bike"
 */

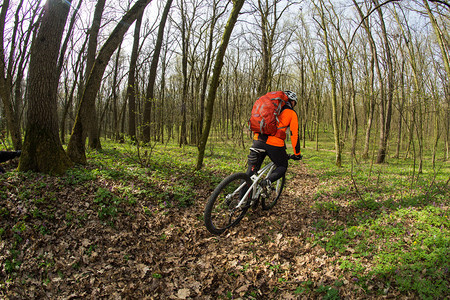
xmin=204 ymin=155 xmax=299 ymax=235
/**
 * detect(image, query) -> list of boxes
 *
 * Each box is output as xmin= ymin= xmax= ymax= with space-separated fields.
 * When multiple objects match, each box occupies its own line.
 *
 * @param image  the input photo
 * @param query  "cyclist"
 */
xmin=246 ymin=90 xmax=302 ymax=191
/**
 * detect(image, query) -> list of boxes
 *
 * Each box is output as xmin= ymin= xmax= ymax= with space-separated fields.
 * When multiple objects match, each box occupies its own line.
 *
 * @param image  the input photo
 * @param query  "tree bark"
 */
xmin=67 ymin=0 xmax=153 ymax=164
xmin=196 ymin=0 xmax=245 ymax=170
xmin=19 ymin=0 xmax=73 ymax=174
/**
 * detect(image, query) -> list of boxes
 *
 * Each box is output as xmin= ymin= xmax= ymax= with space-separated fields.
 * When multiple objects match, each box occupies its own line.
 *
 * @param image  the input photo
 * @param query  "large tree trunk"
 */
xmin=142 ymin=0 xmax=173 ymax=143
xmin=196 ymin=0 xmax=245 ymax=170
xmin=67 ymin=0 xmax=153 ymax=164
xmin=19 ymin=0 xmax=72 ymax=174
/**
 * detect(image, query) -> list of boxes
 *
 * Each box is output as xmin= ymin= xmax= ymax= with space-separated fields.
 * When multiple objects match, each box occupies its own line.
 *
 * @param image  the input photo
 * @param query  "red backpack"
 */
xmin=248 ymin=91 xmax=288 ymax=136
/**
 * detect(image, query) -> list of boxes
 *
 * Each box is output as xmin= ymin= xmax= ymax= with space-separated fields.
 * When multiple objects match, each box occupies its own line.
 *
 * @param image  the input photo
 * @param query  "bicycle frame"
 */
xmin=233 ymin=162 xmax=276 ymax=209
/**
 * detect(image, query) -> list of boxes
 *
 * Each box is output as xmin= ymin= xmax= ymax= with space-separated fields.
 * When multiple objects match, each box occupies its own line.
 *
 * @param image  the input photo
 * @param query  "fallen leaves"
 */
xmin=0 ymin=163 xmax=410 ymax=299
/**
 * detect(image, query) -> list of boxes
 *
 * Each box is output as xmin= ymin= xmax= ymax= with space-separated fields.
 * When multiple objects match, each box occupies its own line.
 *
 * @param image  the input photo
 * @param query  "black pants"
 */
xmin=246 ymin=140 xmax=289 ymax=182
xmin=0 ymin=151 xmax=20 ymax=163
xmin=0 ymin=151 xmax=21 ymax=174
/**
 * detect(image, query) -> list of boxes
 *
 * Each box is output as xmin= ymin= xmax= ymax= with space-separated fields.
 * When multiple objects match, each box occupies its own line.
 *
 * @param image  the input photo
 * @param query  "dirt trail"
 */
xmin=2 ymin=163 xmax=376 ymax=299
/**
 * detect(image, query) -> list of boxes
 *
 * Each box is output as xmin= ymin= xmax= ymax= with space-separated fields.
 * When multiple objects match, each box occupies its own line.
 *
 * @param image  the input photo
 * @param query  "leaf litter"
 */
xmin=0 ymin=161 xmax=436 ymax=299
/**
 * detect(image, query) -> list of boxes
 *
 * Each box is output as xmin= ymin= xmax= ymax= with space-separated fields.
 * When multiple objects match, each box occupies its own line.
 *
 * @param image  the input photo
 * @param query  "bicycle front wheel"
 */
xmin=204 ymin=173 xmax=251 ymax=235
xmin=261 ymin=175 xmax=285 ymax=210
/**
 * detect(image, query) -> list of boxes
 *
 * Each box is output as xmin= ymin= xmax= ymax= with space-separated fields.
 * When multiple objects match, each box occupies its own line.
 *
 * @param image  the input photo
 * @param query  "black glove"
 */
xmin=290 ymin=154 xmax=302 ymax=161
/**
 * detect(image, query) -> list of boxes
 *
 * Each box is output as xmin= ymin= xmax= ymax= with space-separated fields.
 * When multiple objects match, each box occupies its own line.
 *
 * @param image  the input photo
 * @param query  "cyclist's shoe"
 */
xmin=260 ymin=178 xmax=271 ymax=189
xmin=260 ymin=179 xmax=271 ymax=198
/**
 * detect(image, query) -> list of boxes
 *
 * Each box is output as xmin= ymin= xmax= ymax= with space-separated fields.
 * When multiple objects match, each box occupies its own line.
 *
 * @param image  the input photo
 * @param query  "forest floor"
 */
xmin=0 ymin=149 xmax=447 ymax=299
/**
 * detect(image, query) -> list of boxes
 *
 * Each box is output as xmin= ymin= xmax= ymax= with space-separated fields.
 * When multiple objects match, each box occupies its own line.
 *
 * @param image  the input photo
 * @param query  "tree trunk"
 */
xmin=196 ymin=0 xmax=245 ymax=170
xmin=178 ymin=0 xmax=189 ymax=147
xmin=257 ymin=0 xmax=270 ymax=95
xmin=353 ymin=0 xmax=377 ymax=160
xmin=61 ymin=37 xmax=87 ymax=143
xmin=333 ymin=14 xmax=358 ymax=158
xmin=374 ymin=0 xmax=394 ymax=164
xmin=56 ymin=0 xmax=83 ymax=78
xmin=394 ymin=60 xmax=406 ymax=158
xmin=315 ymin=0 xmax=341 ymax=167
xmin=112 ymin=43 xmax=122 ymax=139
xmin=142 ymin=0 xmax=173 ymax=143
xmin=199 ymin=0 xmax=223 ymax=140
xmin=393 ymin=6 xmax=424 ymax=173
xmin=423 ymin=0 xmax=450 ymax=84
xmin=19 ymin=0 xmax=73 ymax=174
xmin=0 ymin=0 xmax=23 ymax=150
xmin=85 ymin=0 xmax=106 ymax=150
xmin=126 ymin=10 xmax=144 ymax=141
xmin=67 ymin=0 xmax=153 ymax=164
xmin=424 ymin=1 xmax=450 ymax=163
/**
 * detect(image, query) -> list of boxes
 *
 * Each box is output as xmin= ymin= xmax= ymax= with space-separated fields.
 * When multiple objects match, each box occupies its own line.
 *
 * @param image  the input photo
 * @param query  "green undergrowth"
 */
xmin=301 ymin=137 xmax=449 ymax=299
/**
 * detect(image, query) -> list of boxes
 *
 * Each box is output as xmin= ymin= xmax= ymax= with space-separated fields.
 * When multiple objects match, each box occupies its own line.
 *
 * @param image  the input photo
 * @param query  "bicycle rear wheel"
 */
xmin=261 ymin=175 xmax=285 ymax=210
xmin=204 ymin=173 xmax=251 ymax=235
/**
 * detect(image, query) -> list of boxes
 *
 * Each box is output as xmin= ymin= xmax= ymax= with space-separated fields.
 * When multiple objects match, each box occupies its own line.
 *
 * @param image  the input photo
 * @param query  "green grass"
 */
xmin=301 ymin=134 xmax=449 ymax=299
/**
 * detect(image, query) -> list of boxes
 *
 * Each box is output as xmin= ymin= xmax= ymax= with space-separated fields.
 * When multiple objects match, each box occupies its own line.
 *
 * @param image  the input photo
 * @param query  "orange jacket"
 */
xmin=254 ymin=106 xmax=301 ymax=155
